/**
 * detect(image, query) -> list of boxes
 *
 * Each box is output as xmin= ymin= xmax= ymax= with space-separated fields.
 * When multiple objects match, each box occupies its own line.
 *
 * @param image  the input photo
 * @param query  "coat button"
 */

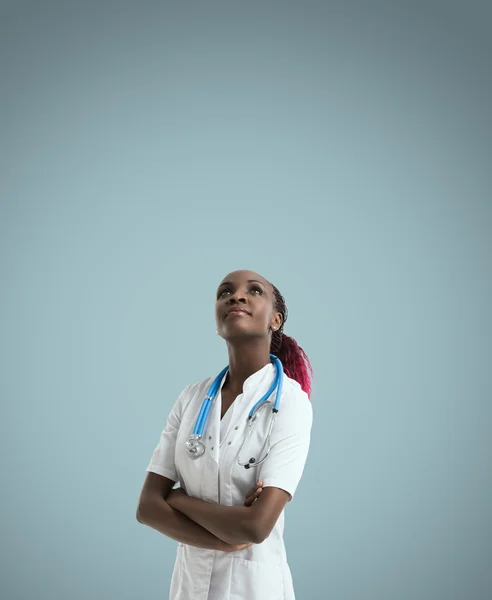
xmin=228 ymin=441 xmax=232 ymax=445
xmin=235 ymin=426 xmax=239 ymax=430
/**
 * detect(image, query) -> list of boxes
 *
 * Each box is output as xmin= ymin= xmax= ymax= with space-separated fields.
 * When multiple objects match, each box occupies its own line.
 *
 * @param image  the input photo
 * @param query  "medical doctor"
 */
xmin=137 ymin=269 xmax=314 ymax=600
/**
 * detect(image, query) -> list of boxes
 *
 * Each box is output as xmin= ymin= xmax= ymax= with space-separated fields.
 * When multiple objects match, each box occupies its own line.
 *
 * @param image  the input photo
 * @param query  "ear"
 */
xmin=270 ymin=311 xmax=283 ymax=332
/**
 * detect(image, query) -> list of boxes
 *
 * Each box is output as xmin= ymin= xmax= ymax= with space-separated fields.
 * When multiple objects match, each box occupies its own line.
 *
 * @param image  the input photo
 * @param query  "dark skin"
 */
xmin=137 ymin=270 xmax=290 ymax=547
xmin=215 ymin=270 xmax=283 ymax=419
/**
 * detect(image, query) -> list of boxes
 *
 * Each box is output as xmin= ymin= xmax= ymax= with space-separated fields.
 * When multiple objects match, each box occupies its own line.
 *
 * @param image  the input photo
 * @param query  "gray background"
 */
xmin=1 ymin=1 xmax=491 ymax=599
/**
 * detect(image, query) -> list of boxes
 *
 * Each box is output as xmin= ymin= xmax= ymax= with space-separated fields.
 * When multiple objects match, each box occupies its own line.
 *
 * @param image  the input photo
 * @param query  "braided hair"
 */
xmin=269 ymin=283 xmax=313 ymax=400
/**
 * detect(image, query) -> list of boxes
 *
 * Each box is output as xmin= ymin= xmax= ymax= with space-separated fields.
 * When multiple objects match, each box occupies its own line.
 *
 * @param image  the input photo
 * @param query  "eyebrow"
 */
xmin=217 ymin=279 xmax=266 ymax=289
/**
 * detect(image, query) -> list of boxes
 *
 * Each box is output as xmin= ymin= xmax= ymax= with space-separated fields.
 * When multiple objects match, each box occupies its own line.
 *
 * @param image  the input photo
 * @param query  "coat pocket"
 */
xmin=230 ymin=557 xmax=285 ymax=600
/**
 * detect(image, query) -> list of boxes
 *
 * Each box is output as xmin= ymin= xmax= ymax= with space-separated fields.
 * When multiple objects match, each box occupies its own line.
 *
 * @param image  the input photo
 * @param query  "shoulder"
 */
xmin=176 ymin=376 xmax=213 ymax=412
xmin=282 ymin=375 xmax=311 ymax=407
xmin=277 ymin=375 xmax=313 ymax=424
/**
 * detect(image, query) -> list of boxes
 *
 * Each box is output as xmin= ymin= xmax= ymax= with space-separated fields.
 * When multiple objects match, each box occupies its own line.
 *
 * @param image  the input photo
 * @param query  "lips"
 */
xmin=226 ymin=308 xmax=251 ymax=317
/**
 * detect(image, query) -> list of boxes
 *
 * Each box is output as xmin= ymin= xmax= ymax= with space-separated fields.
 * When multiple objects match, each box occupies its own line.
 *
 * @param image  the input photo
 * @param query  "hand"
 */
xmin=244 ymin=480 xmax=263 ymax=507
xmin=166 ymin=486 xmax=187 ymax=509
xmin=219 ymin=540 xmax=255 ymax=552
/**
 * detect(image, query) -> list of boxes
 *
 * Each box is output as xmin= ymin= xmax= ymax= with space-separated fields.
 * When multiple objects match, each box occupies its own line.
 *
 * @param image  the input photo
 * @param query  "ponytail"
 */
xmin=269 ymin=283 xmax=314 ymax=399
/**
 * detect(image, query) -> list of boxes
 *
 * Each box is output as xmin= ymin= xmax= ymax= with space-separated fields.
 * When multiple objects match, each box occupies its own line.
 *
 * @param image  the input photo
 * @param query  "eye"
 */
xmin=217 ymin=288 xmax=232 ymax=299
xmin=217 ymin=284 xmax=264 ymax=299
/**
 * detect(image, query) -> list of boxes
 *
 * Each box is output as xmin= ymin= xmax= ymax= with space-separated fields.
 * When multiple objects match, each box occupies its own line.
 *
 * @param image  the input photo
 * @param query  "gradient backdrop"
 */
xmin=1 ymin=1 xmax=491 ymax=599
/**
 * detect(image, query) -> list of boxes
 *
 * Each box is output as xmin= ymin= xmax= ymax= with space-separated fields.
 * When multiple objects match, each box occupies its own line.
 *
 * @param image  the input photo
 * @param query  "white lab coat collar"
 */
xmin=217 ymin=360 xmax=275 ymax=394
xmin=243 ymin=361 xmax=275 ymax=391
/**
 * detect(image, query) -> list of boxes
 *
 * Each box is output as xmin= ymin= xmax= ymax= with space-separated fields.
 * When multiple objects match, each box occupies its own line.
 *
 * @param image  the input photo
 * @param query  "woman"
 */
xmin=137 ymin=269 xmax=314 ymax=600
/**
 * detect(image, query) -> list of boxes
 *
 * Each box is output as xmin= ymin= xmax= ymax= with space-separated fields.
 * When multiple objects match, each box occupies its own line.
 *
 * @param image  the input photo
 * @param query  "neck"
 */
xmin=225 ymin=340 xmax=271 ymax=393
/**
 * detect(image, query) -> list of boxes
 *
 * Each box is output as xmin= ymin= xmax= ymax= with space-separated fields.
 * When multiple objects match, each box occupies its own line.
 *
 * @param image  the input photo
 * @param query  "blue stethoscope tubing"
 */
xmin=185 ymin=354 xmax=284 ymax=468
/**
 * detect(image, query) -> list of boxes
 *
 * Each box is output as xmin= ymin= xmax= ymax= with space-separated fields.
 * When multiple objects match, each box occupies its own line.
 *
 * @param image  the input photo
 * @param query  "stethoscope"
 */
xmin=185 ymin=354 xmax=284 ymax=469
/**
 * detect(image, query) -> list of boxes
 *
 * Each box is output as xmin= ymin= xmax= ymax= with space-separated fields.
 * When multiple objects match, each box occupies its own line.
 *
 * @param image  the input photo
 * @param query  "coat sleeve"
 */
xmin=256 ymin=388 xmax=313 ymax=502
xmin=145 ymin=384 xmax=192 ymax=482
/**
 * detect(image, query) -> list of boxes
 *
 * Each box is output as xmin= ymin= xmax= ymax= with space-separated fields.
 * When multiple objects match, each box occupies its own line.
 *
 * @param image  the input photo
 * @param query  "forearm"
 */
xmin=171 ymin=496 xmax=257 ymax=545
xmin=137 ymin=497 xmax=231 ymax=550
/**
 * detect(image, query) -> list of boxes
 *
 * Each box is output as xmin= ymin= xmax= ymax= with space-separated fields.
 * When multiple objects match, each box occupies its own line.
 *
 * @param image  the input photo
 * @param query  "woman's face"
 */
xmin=215 ymin=270 xmax=282 ymax=341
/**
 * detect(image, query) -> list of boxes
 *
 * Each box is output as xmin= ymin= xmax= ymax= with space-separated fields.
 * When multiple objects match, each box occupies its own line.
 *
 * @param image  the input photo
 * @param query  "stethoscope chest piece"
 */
xmin=185 ymin=434 xmax=205 ymax=459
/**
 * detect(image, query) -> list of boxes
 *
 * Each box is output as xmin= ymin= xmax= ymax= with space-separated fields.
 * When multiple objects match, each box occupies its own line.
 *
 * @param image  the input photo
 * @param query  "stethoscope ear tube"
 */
xmin=191 ymin=365 xmax=229 ymax=436
xmin=186 ymin=354 xmax=283 ymax=463
xmin=193 ymin=400 xmax=208 ymax=435
xmin=237 ymin=405 xmax=277 ymax=469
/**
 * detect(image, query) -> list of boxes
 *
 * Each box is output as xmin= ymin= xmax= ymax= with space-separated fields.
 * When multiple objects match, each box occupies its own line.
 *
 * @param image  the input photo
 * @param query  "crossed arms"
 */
xmin=136 ymin=472 xmax=290 ymax=550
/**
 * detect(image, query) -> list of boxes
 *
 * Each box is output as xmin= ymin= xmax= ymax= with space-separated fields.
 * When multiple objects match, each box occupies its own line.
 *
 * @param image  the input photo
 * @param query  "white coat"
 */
xmin=146 ymin=361 xmax=313 ymax=600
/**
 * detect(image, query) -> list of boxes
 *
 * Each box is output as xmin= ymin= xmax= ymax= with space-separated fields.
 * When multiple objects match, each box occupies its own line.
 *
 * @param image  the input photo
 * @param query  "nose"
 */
xmin=228 ymin=287 xmax=247 ymax=304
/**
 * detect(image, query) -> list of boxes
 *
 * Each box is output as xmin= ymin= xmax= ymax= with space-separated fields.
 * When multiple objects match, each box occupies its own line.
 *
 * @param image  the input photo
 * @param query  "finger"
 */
xmin=245 ymin=485 xmax=258 ymax=499
xmin=225 ymin=543 xmax=246 ymax=552
xmin=245 ymin=487 xmax=258 ymax=502
xmin=244 ymin=481 xmax=264 ymax=506
xmin=246 ymin=481 xmax=264 ymax=497
xmin=235 ymin=542 xmax=253 ymax=551
xmin=244 ymin=487 xmax=260 ymax=503
xmin=244 ymin=487 xmax=262 ymax=507
xmin=246 ymin=482 xmax=263 ymax=498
